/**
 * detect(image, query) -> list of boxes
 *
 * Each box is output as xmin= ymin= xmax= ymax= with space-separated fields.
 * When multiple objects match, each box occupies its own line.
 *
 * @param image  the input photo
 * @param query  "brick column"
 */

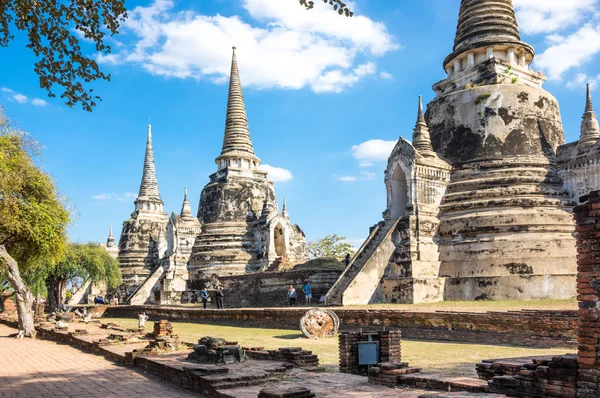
xmin=339 ymin=332 xmax=359 ymax=374
xmin=379 ymin=330 xmax=402 ymax=363
xmin=574 ymin=191 xmax=600 ymax=398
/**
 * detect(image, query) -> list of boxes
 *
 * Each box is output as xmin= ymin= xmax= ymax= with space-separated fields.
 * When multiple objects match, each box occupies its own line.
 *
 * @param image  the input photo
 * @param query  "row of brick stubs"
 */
xmin=258 ymin=386 xmax=315 ymax=398
xmin=339 ymin=330 xmax=402 ymax=376
xmin=574 ymin=192 xmax=600 ymax=398
xmin=488 ymin=355 xmax=578 ymax=397
xmin=245 ymin=347 xmax=319 ymax=370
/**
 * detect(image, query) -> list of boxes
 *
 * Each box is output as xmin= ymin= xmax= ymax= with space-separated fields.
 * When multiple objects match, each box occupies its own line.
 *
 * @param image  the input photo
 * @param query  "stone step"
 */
xmin=212 ymin=376 xmax=282 ymax=390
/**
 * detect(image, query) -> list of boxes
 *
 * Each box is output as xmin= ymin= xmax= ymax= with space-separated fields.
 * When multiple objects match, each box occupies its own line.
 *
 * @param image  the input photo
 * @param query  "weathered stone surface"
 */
xmin=326 ymin=0 xmax=579 ymax=304
xmin=188 ymin=48 xmax=305 ymax=280
xmin=114 ymin=49 xmax=305 ymax=303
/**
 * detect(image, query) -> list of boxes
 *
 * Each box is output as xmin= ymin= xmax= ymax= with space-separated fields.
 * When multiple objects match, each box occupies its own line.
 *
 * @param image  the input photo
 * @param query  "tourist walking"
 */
xmin=215 ymin=287 xmax=224 ymax=309
xmin=200 ymin=288 xmax=209 ymax=309
xmin=304 ymin=282 xmax=312 ymax=305
xmin=287 ymin=285 xmax=297 ymax=307
xmin=344 ymin=253 xmax=352 ymax=267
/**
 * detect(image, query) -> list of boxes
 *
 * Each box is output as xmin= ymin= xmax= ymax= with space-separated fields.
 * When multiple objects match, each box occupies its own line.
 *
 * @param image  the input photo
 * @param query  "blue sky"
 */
xmin=1 ymin=0 xmax=600 ymax=248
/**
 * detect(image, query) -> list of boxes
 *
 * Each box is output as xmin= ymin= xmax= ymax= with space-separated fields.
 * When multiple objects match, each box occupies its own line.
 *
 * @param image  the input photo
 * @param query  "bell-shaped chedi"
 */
xmin=424 ymin=0 xmax=576 ymax=301
xmin=188 ymin=47 xmax=305 ymax=280
xmin=117 ymin=125 xmax=169 ymax=286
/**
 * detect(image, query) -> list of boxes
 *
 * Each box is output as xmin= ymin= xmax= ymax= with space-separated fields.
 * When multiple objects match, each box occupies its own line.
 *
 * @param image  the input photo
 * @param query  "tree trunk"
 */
xmin=46 ymin=276 xmax=66 ymax=313
xmin=0 ymin=245 xmax=36 ymax=337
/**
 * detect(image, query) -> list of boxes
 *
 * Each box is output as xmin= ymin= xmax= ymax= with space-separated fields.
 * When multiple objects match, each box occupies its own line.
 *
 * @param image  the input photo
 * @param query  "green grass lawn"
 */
xmin=108 ymin=318 xmax=573 ymax=376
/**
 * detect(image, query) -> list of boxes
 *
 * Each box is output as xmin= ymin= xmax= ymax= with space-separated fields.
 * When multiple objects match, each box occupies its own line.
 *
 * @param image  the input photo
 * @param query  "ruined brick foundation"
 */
xmin=573 ymin=191 xmax=600 ymax=397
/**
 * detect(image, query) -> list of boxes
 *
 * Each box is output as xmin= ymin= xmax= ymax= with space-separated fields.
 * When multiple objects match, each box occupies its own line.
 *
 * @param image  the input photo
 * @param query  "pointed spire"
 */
xmin=282 ymin=198 xmax=289 ymax=219
xmin=216 ymin=47 xmax=260 ymax=169
xmin=579 ymin=84 xmax=600 ymax=149
xmin=136 ymin=124 xmax=163 ymax=207
xmin=444 ymin=0 xmax=534 ymax=69
xmin=412 ymin=96 xmax=435 ymax=156
xmin=586 ymin=83 xmax=594 ymax=113
xmin=106 ymin=225 xmax=115 ymax=248
xmin=180 ymin=186 xmax=195 ymax=220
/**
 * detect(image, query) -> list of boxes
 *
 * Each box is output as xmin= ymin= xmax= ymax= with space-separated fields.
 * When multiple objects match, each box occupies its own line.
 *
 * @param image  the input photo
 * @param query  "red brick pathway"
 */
xmin=0 ymin=324 xmax=198 ymax=398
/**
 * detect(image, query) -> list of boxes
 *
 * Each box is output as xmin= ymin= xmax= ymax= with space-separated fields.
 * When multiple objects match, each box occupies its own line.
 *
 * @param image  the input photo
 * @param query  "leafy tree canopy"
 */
xmin=50 ymin=243 xmax=122 ymax=290
xmin=0 ymin=108 xmax=70 ymax=335
xmin=0 ymin=0 xmax=128 ymax=111
xmin=306 ymin=234 xmax=356 ymax=259
xmin=0 ymin=109 xmax=70 ymax=271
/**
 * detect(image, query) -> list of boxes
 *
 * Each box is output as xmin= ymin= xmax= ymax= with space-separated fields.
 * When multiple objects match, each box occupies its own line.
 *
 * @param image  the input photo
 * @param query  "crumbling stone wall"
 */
xmin=573 ymin=191 xmax=600 ymax=397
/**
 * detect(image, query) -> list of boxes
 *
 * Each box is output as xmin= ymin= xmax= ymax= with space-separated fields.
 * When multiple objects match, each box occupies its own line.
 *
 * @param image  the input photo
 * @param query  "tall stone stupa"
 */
xmin=327 ymin=0 xmax=582 ymax=305
xmin=188 ymin=47 xmax=305 ymax=281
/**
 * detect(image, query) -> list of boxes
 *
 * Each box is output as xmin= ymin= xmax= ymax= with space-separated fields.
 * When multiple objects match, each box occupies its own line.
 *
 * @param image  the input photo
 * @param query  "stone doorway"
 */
xmin=274 ymin=224 xmax=286 ymax=258
xmin=390 ymin=166 xmax=408 ymax=219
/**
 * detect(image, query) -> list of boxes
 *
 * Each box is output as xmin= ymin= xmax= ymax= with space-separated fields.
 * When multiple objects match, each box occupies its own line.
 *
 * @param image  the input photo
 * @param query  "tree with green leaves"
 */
xmin=0 ymin=0 xmax=128 ymax=111
xmin=0 ymin=108 xmax=70 ymax=337
xmin=299 ymin=0 xmax=354 ymax=16
xmin=45 ymin=243 xmax=121 ymax=312
xmin=306 ymin=234 xmax=356 ymax=259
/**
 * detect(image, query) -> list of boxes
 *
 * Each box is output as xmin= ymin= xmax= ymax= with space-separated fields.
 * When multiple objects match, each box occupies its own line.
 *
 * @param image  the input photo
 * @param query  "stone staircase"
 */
xmin=66 ymin=279 xmax=91 ymax=306
xmin=325 ymin=218 xmax=400 ymax=306
xmin=127 ymin=262 xmax=165 ymax=305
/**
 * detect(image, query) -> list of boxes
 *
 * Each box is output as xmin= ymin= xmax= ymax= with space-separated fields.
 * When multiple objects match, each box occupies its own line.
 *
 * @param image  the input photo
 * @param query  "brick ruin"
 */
xmin=339 ymin=329 xmax=403 ymax=375
xmin=573 ymin=191 xmax=600 ymax=397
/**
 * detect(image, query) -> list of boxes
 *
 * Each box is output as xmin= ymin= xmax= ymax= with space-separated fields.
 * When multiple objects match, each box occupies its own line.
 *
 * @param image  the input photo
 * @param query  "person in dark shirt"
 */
xmin=216 ymin=287 xmax=224 ymax=309
xmin=344 ymin=253 xmax=352 ymax=267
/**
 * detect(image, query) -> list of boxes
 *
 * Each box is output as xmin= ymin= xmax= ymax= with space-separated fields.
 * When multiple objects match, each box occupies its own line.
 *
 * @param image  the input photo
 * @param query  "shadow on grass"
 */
xmin=273 ymin=333 xmax=304 ymax=340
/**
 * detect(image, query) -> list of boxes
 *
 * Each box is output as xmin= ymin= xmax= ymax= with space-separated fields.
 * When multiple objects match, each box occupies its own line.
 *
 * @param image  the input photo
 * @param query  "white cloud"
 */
xmin=100 ymin=0 xmax=398 ymax=93
xmin=514 ymin=0 xmax=598 ymax=34
xmin=259 ymin=164 xmax=293 ymax=182
xmin=13 ymin=94 xmax=28 ymax=103
xmin=352 ymin=139 xmax=396 ymax=162
xmin=31 ymin=98 xmax=48 ymax=107
xmin=358 ymin=161 xmax=373 ymax=167
xmin=1 ymin=88 xmax=50 ymax=106
xmin=93 ymin=192 xmax=137 ymax=201
xmin=536 ymin=24 xmax=600 ymax=80
xmin=379 ymin=71 xmax=393 ymax=80
xmin=339 ymin=176 xmax=357 ymax=182
xmin=567 ymin=73 xmax=600 ymax=90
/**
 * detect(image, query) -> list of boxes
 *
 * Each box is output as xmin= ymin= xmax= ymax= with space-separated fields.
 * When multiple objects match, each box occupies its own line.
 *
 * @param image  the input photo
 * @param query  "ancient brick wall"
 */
xmin=574 ymin=191 xmax=600 ymax=397
xmin=101 ymin=306 xmax=577 ymax=348
xmin=188 ymin=269 xmax=341 ymax=308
